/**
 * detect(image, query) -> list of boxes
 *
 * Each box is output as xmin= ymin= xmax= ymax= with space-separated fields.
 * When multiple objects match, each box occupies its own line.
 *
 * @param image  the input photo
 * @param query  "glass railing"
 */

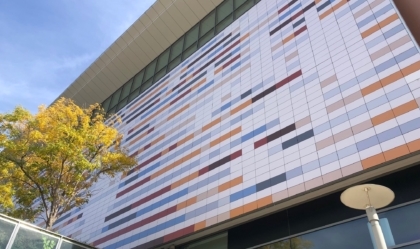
xmin=101 ymin=0 xmax=261 ymax=115
xmin=0 ymin=214 xmax=95 ymax=249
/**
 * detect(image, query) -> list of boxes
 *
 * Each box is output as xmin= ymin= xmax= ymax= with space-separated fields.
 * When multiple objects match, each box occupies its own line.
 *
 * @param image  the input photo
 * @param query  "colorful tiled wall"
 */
xmin=53 ymin=0 xmax=420 ymax=248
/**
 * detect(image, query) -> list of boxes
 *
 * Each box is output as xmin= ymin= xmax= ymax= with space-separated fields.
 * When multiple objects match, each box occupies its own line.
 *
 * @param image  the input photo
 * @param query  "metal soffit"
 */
xmin=56 ymin=0 xmax=223 ymax=106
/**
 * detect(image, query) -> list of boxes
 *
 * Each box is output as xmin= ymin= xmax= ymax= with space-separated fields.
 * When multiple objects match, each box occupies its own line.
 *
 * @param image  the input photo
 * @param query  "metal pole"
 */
xmin=366 ymin=206 xmax=388 ymax=249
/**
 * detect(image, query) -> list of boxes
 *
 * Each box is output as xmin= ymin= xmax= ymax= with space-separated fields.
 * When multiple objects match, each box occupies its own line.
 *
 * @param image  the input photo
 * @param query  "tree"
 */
xmin=0 ymin=98 xmax=136 ymax=230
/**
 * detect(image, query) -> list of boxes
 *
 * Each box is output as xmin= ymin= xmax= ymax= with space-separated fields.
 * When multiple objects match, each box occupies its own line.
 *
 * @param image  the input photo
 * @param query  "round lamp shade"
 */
xmin=340 ymin=184 xmax=394 ymax=210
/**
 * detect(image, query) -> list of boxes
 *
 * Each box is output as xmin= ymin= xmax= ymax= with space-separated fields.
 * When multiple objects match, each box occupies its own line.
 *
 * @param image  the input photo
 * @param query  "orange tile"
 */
xmin=171 ymin=174 xmax=191 ymax=189
xmin=371 ymin=109 xmax=395 ymax=126
xmin=401 ymin=61 xmax=420 ymax=76
xmin=177 ymin=133 xmax=195 ymax=146
xmin=231 ymin=99 xmax=252 ymax=115
xmin=177 ymin=201 xmax=187 ymax=211
xmin=243 ymin=201 xmax=258 ymax=213
xmin=210 ymin=137 xmax=221 ymax=148
xmin=218 ymin=181 xmax=231 ymax=193
xmin=380 ymin=70 xmax=404 ymax=87
xmin=188 ymin=171 xmax=199 ymax=181
xmin=320 ymin=8 xmax=334 ymax=20
xmin=378 ymin=13 xmax=399 ymax=28
xmin=168 ymin=104 xmax=189 ymax=121
xmin=194 ymin=221 xmax=206 ymax=231
xmin=230 ymin=206 xmax=244 ymax=218
xmin=257 ymin=196 xmax=273 ymax=208
xmin=215 ymin=67 xmax=223 ymax=74
xmin=151 ymin=135 xmax=165 ymax=146
xmin=202 ymin=117 xmax=221 ymax=132
xmin=191 ymin=78 xmax=207 ymax=91
xmin=407 ymin=139 xmax=420 ymax=152
xmin=362 ymin=153 xmax=386 ymax=169
xmin=361 ymin=81 xmax=382 ymax=96
xmin=240 ymin=33 xmax=250 ymax=42
xmin=186 ymin=197 xmax=197 ymax=206
xmin=230 ymin=176 xmax=243 ymax=188
xmin=282 ymin=33 xmax=295 ymax=44
xmin=181 ymin=67 xmax=188 ymax=73
xmin=361 ymin=23 xmax=380 ymax=38
xmin=383 ymin=144 xmax=410 ymax=161
xmin=333 ymin=0 xmax=348 ymax=11
xmin=393 ymin=100 xmax=419 ymax=117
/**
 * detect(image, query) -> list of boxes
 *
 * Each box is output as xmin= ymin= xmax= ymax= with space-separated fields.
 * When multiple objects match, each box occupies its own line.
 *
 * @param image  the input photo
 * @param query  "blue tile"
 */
xmin=356 ymin=135 xmax=379 ymax=151
xmin=209 ymin=149 xmax=220 ymax=159
xmin=348 ymin=104 xmax=368 ymax=119
xmin=319 ymin=152 xmax=338 ymax=166
xmin=330 ymin=113 xmax=349 ymax=127
xmin=367 ymin=95 xmax=388 ymax=110
xmin=337 ymin=144 xmax=358 ymax=159
xmin=383 ymin=23 xmax=404 ymax=39
xmin=357 ymin=68 xmax=377 ymax=83
xmin=314 ymin=121 xmax=331 ymax=135
xmin=304 ymin=72 xmax=319 ymax=85
xmin=302 ymin=160 xmax=320 ymax=173
xmin=340 ymin=77 xmax=358 ymax=92
xmin=377 ymin=126 xmax=402 ymax=143
xmin=323 ymin=86 xmax=341 ymax=100
xmin=387 ymin=85 xmax=410 ymax=101
xmin=374 ymin=4 xmax=393 ymax=18
xmin=290 ymin=80 xmax=304 ymax=92
xmin=286 ymin=166 xmax=303 ymax=180
xmin=400 ymin=117 xmax=420 ymax=134
xmin=357 ymin=14 xmax=375 ymax=28
xmin=268 ymin=143 xmax=283 ymax=156
xmin=375 ymin=57 xmax=397 ymax=73
xmin=395 ymin=47 xmax=418 ymax=63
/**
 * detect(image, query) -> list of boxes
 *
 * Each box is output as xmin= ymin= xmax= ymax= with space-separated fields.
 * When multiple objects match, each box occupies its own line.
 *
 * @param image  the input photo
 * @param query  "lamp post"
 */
xmin=340 ymin=184 xmax=395 ymax=249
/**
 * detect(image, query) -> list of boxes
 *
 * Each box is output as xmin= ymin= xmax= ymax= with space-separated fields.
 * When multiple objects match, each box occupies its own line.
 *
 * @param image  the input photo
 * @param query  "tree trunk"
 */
xmin=45 ymin=215 xmax=57 ymax=231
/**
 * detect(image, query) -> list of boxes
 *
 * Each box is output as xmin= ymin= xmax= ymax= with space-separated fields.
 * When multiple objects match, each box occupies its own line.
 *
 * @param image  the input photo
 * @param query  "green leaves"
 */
xmin=0 ymin=98 xmax=136 ymax=229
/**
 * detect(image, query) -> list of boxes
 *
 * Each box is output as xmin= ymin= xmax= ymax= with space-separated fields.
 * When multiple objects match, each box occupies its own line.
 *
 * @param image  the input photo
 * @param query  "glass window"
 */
xmin=157 ymin=48 xmax=170 ymax=72
xmin=234 ymin=0 xmax=254 ymax=19
xmin=399 ymin=244 xmax=420 ymax=249
xmin=0 ymin=218 xmax=15 ymax=248
xmin=182 ymin=43 xmax=197 ymax=60
xmin=168 ymin=56 xmax=182 ymax=71
xmin=117 ymin=97 xmax=128 ymax=111
xmin=199 ymin=29 xmax=215 ymax=48
xmin=182 ymin=233 xmax=227 ymax=249
xmin=259 ymin=240 xmax=290 ymax=249
xmin=11 ymin=226 xmax=59 ymax=249
xmin=184 ymin=24 xmax=199 ymax=49
xmin=217 ymin=0 xmax=233 ymax=23
xmin=141 ymin=78 xmax=153 ymax=92
xmin=109 ymin=88 xmax=121 ymax=108
xmin=120 ymin=79 xmax=133 ymax=100
xmin=171 ymin=37 xmax=184 ymax=60
xmin=379 ymin=202 xmax=420 ymax=246
xmin=154 ymin=67 xmax=167 ymax=83
xmin=132 ymin=70 xmax=144 ymax=90
xmin=60 ymin=240 xmax=88 ymax=249
xmin=107 ymin=106 xmax=116 ymax=115
xmin=234 ymin=0 xmax=248 ymax=8
xmin=128 ymin=87 xmax=141 ymax=102
xmin=200 ymin=11 xmax=215 ymax=37
xmin=144 ymin=59 xmax=157 ymax=81
xmin=216 ymin=14 xmax=233 ymax=33
xmin=102 ymin=97 xmax=111 ymax=112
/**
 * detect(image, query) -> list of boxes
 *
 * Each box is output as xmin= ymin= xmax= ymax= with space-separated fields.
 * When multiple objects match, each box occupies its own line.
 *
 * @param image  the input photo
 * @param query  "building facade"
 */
xmin=56 ymin=0 xmax=420 ymax=248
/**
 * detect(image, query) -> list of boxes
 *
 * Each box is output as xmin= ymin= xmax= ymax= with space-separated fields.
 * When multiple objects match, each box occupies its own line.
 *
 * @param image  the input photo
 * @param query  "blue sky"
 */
xmin=0 ymin=0 xmax=155 ymax=113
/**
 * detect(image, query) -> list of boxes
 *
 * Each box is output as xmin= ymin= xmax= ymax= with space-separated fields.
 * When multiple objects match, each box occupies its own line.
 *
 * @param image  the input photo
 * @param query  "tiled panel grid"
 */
xmin=52 ymin=0 xmax=420 ymax=248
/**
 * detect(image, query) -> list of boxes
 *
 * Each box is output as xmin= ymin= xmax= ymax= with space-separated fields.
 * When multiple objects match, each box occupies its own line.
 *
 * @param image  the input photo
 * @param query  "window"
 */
xmin=168 ymin=55 xmax=182 ymax=71
xmin=234 ymin=0 xmax=254 ymax=19
xmin=120 ymin=79 xmax=133 ymax=100
xmin=217 ymin=0 xmax=233 ymax=22
xmin=144 ymin=59 xmax=157 ymax=81
xmin=200 ymin=11 xmax=215 ymax=37
xmin=132 ymin=70 xmax=144 ymax=90
xmin=183 ymin=43 xmax=198 ymax=60
xmin=199 ymin=29 xmax=215 ymax=48
xmin=109 ymin=88 xmax=121 ymax=108
xmin=216 ymin=14 xmax=233 ymax=33
xmin=102 ymin=97 xmax=111 ymax=112
xmin=184 ymin=24 xmax=199 ymax=49
xmin=157 ymin=49 xmax=170 ymax=72
xmin=171 ymin=37 xmax=184 ymax=60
